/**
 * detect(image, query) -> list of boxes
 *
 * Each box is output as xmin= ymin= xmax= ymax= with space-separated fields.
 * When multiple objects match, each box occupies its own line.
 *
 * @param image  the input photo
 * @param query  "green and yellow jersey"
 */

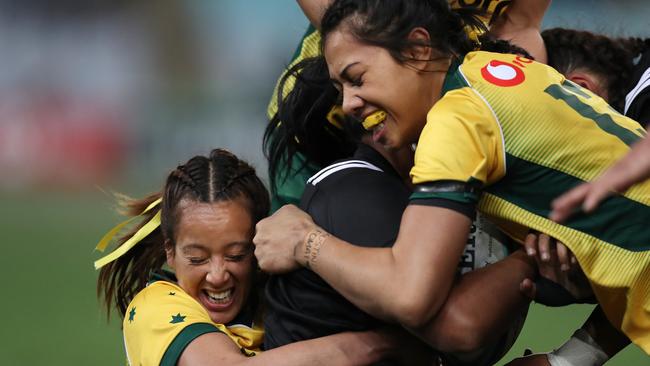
xmin=266 ymin=1 xmax=511 ymax=211
xmin=123 ymin=275 xmax=263 ymax=366
xmin=411 ymin=50 xmax=650 ymax=353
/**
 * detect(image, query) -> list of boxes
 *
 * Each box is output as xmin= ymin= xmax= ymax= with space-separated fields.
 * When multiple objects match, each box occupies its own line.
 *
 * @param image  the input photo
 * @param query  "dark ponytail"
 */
xmin=263 ymin=57 xmax=356 ymax=193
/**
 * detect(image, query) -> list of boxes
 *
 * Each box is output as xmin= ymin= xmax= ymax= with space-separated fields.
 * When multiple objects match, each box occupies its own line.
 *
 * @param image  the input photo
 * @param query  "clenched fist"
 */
xmin=253 ymin=204 xmax=320 ymax=273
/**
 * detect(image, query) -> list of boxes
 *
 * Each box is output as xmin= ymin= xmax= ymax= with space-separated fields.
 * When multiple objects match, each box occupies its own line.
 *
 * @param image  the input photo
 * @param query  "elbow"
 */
xmin=426 ymin=303 xmax=490 ymax=353
xmin=392 ymin=295 xmax=441 ymax=330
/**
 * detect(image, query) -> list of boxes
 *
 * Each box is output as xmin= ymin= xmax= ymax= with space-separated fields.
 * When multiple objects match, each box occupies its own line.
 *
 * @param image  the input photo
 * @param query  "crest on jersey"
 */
xmin=480 ymin=60 xmax=525 ymax=87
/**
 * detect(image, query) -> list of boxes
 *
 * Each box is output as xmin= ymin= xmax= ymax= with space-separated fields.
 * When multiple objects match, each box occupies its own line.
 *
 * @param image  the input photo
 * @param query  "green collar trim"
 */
xmin=440 ymin=57 xmax=468 ymax=96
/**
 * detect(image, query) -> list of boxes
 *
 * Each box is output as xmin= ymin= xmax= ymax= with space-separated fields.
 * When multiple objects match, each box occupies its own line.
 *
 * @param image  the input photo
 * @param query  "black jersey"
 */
xmin=264 ymin=144 xmax=409 ymax=348
xmin=625 ymin=48 xmax=650 ymax=127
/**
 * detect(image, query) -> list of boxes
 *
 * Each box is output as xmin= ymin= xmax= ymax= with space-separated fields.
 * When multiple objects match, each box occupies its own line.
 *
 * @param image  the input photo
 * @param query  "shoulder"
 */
xmin=305 ymin=159 xmax=403 ymax=197
xmin=302 ymin=158 xmax=409 ymax=208
xmin=123 ymin=281 xmax=226 ymax=366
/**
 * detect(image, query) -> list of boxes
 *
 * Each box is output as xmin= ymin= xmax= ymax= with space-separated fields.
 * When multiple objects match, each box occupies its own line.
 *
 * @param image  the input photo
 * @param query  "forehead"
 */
xmin=174 ymin=199 xmax=253 ymax=249
xmin=323 ymin=29 xmax=384 ymax=77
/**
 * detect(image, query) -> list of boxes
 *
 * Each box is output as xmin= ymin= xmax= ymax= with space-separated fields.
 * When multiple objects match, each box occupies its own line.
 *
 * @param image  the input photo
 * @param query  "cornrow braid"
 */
xmin=97 ymin=148 xmax=270 ymax=318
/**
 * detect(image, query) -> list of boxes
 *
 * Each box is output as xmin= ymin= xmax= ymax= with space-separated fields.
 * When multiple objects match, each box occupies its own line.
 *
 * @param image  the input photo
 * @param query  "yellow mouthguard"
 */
xmin=362 ymin=111 xmax=387 ymax=130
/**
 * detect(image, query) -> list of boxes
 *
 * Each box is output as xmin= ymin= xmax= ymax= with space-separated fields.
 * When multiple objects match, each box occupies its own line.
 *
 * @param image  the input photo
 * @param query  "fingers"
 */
xmin=549 ymin=183 xmax=590 ymax=222
xmin=537 ymin=234 xmax=553 ymax=262
xmin=524 ymin=232 xmax=538 ymax=257
xmin=582 ymin=184 xmax=613 ymax=213
xmin=556 ymin=241 xmax=571 ymax=272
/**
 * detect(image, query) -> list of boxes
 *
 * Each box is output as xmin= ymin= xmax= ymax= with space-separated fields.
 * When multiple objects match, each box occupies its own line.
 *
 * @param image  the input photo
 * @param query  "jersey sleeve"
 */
xmin=410 ymin=88 xmax=506 ymax=205
xmin=123 ymin=281 xmax=224 ymax=366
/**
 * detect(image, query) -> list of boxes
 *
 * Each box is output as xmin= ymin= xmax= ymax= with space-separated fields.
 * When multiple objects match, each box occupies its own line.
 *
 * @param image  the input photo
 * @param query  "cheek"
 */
xmin=231 ymin=260 xmax=255 ymax=289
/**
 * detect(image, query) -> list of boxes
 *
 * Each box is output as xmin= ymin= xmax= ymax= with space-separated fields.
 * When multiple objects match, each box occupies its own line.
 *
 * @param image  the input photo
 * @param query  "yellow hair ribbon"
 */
xmin=362 ymin=110 xmax=387 ymax=130
xmin=94 ymin=197 xmax=162 ymax=269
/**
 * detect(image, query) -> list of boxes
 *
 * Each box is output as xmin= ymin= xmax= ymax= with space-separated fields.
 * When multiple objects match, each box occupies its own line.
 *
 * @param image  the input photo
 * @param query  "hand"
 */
xmin=524 ymin=232 xmax=576 ymax=272
xmin=550 ymin=137 xmax=650 ymax=223
xmin=253 ymin=204 xmax=319 ymax=273
xmin=521 ymin=232 xmax=593 ymax=302
xmin=504 ymin=353 xmax=551 ymax=366
xmin=549 ymin=182 xmax=611 ymax=223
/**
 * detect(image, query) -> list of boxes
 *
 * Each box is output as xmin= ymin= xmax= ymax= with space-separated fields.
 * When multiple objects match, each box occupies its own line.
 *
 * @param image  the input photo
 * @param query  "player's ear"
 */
xmin=404 ymin=27 xmax=434 ymax=67
xmin=566 ymin=71 xmax=607 ymax=100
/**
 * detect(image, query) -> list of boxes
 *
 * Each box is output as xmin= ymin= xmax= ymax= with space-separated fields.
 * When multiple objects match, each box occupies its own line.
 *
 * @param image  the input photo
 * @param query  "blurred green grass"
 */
xmin=0 ymin=192 xmax=646 ymax=365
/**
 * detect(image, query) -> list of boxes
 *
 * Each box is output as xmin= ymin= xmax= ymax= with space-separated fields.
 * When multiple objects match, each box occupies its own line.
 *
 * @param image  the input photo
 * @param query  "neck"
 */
xmin=361 ymin=135 xmax=414 ymax=189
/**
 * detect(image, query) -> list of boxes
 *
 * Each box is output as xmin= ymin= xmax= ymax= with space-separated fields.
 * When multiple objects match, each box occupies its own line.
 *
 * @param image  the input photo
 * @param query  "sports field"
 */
xmin=1 ymin=191 xmax=646 ymax=365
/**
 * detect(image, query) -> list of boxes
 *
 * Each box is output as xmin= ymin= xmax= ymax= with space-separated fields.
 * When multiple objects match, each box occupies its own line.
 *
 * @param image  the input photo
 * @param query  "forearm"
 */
xmin=297 ymin=0 xmax=333 ymax=29
xmin=254 ymin=330 xmax=393 ymax=366
xmin=180 ymin=330 xmax=392 ymax=366
xmin=418 ymin=250 xmax=534 ymax=352
xmin=489 ymin=0 xmax=551 ymax=63
xmin=303 ymin=206 xmax=471 ymax=328
xmin=302 ymin=231 xmax=406 ymax=323
xmin=599 ymin=137 xmax=650 ymax=192
xmin=582 ymin=306 xmax=630 ymax=358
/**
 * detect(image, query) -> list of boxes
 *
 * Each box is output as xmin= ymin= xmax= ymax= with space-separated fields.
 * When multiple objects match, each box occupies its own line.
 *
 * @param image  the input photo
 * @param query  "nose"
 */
xmin=341 ymin=88 xmax=364 ymax=118
xmin=205 ymin=260 xmax=230 ymax=286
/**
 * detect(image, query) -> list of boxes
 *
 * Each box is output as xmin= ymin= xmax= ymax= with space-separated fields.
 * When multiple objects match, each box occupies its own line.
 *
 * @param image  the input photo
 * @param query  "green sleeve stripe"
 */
xmin=409 ymin=190 xmax=479 ymax=204
xmin=160 ymin=323 xmax=223 ymax=366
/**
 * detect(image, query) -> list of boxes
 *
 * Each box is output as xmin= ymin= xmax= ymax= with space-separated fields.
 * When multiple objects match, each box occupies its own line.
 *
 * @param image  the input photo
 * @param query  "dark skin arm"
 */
xmin=489 ymin=0 xmax=551 ymax=63
xmin=254 ymin=205 xmax=534 ymax=349
xmin=422 ymin=249 xmax=534 ymax=352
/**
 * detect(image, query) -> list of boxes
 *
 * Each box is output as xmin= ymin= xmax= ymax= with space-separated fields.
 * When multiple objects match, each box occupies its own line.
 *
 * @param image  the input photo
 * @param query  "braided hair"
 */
xmin=97 ymin=148 xmax=269 ymax=317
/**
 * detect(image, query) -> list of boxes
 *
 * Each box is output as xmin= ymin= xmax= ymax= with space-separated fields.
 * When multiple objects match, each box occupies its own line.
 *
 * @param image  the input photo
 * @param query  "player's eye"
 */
xmin=188 ymin=257 xmax=207 ymax=265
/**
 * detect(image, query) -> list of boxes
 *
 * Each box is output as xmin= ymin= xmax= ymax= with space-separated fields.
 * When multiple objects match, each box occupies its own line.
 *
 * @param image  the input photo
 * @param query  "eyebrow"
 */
xmin=331 ymin=62 xmax=359 ymax=85
xmin=180 ymin=241 xmax=253 ymax=254
xmin=181 ymin=244 xmax=208 ymax=254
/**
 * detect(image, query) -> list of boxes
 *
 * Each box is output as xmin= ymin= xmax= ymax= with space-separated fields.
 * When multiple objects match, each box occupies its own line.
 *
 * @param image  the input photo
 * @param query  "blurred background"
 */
xmin=0 ymin=0 xmax=647 ymax=364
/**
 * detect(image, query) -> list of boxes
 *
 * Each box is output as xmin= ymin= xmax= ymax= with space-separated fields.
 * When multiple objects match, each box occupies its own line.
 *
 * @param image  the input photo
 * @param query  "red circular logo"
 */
xmin=480 ymin=60 xmax=525 ymax=87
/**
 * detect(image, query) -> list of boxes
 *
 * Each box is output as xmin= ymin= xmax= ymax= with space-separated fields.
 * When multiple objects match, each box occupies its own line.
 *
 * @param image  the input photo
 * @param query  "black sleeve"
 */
xmin=627 ymin=88 xmax=650 ymax=128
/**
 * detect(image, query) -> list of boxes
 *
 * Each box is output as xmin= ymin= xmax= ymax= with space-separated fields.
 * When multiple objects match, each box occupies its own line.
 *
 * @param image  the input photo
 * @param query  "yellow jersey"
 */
xmin=123 ymin=276 xmax=263 ymax=366
xmin=411 ymin=50 xmax=650 ymax=354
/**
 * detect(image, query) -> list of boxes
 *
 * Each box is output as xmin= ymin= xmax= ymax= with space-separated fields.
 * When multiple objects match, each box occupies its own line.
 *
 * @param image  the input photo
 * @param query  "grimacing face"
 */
xmin=324 ymin=27 xmax=443 ymax=150
xmin=166 ymin=198 xmax=255 ymax=325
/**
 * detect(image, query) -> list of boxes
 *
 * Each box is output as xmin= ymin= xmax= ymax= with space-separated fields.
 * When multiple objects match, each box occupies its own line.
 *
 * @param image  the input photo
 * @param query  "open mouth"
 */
xmin=362 ymin=110 xmax=387 ymax=130
xmin=205 ymin=289 xmax=233 ymax=303
xmin=201 ymin=288 xmax=235 ymax=310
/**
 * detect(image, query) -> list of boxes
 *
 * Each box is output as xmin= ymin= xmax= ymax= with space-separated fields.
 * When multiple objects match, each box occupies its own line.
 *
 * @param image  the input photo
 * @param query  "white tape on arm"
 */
xmin=547 ymin=329 xmax=609 ymax=366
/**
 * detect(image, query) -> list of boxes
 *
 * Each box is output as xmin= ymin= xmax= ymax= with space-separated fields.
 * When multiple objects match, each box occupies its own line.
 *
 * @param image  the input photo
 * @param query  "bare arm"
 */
xmin=551 ymin=136 xmax=650 ymax=222
xmin=178 ymin=329 xmax=394 ymax=366
xmin=489 ymin=0 xmax=551 ymax=63
xmin=255 ymin=204 xmax=471 ymax=329
xmin=422 ymin=249 xmax=534 ymax=353
xmin=297 ymin=0 xmax=332 ymax=29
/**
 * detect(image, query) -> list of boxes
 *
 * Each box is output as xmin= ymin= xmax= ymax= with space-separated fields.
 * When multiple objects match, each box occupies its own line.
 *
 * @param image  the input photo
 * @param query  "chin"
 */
xmin=209 ymin=309 xmax=237 ymax=325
